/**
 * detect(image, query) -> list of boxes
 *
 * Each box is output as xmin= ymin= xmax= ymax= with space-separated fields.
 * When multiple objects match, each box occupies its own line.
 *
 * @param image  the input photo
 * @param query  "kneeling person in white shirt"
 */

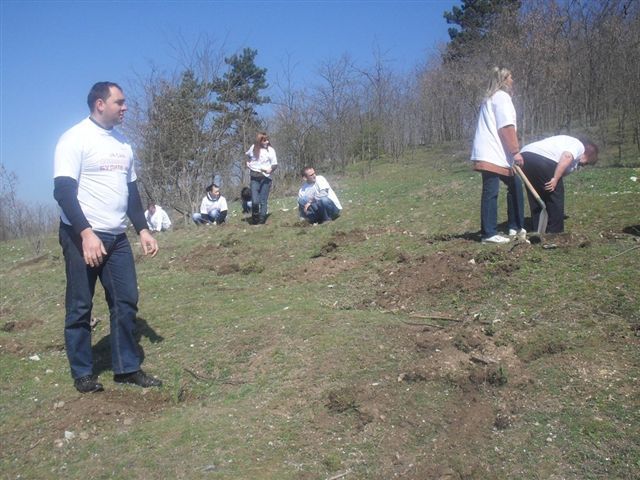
xmin=192 ymin=184 xmax=228 ymax=225
xmin=145 ymin=203 xmax=172 ymax=232
xmin=298 ymin=167 xmax=342 ymax=224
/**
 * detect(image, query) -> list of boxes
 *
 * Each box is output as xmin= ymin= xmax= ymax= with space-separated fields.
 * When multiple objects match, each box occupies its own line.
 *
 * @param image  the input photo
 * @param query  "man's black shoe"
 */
xmin=74 ymin=375 xmax=104 ymax=393
xmin=114 ymin=370 xmax=162 ymax=388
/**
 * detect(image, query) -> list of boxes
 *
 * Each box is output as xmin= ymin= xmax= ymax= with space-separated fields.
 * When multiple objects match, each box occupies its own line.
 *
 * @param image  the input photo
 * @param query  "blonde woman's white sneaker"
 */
xmin=481 ymin=234 xmax=510 ymax=244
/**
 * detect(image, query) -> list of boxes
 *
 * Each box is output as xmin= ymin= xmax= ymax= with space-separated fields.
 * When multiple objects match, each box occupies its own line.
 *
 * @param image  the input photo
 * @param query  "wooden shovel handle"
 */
xmin=514 ymin=165 xmax=546 ymax=210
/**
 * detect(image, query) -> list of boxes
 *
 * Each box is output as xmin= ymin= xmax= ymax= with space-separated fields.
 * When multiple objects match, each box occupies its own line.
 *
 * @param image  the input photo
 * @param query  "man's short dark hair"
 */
xmin=87 ymin=81 xmax=122 ymax=111
xmin=580 ymin=138 xmax=599 ymax=165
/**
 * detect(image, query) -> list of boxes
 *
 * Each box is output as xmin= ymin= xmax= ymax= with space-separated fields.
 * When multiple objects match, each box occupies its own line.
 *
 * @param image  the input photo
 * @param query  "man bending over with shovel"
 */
xmin=520 ymin=135 xmax=598 ymax=233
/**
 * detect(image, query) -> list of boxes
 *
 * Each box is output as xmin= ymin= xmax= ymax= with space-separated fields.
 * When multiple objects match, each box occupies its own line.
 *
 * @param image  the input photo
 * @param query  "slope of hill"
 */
xmin=1 ymin=145 xmax=638 ymax=479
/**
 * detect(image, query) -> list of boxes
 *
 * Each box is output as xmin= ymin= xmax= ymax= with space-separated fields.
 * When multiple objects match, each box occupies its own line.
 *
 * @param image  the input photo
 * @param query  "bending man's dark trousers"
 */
xmin=521 ymin=152 xmax=566 ymax=233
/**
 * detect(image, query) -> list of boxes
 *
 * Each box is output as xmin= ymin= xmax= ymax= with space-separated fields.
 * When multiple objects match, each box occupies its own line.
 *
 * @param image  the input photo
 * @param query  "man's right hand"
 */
xmin=80 ymin=228 xmax=107 ymax=267
xmin=513 ymin=152 xmax=524 ymax=166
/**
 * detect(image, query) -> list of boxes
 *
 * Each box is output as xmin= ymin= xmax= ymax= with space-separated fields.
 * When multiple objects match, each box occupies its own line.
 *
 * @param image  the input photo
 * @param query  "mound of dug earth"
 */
xmin=374 ymin=251 xmax=486 ymax=311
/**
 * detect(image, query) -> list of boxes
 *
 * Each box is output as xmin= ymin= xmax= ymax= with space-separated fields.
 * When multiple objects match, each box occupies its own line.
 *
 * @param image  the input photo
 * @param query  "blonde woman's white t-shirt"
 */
xmin=470 ymin=90 xmax=517 ymax=169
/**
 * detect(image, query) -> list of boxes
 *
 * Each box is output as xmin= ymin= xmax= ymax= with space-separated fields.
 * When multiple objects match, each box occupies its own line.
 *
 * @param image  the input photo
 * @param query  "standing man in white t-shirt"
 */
xmin=520 ymin=135 xmax=598 ymax=233
xmin=298 ymin=167 xmax=342 ymax=224
xmin=54 ymin=82 xmax=162 ymax=393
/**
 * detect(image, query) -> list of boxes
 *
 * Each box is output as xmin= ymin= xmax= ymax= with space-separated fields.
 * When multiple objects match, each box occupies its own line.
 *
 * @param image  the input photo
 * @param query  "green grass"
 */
xmin=1 ymin=145 xmax=638 ymax=479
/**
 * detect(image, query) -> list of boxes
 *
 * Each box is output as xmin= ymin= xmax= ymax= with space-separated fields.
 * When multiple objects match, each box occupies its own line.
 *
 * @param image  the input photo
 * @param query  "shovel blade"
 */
xmin=537 ymin=208 xmax=549 ymax=234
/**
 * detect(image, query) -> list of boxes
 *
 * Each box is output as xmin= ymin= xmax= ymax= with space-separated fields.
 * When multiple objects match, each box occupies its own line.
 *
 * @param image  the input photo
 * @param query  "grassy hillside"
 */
xmin=1 ymin=144 xmax=639 ymax=479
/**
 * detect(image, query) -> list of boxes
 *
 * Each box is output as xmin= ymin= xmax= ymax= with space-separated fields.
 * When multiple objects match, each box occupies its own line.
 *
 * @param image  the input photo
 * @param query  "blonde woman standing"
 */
xmin=470 ymin=67 xmax=526 ymax=244
xmin=245 ymin=132 xmax=277 ymax=224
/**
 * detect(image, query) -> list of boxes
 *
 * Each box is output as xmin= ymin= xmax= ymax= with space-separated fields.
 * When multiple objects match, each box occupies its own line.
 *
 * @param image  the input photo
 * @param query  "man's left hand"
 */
xmin=544 ymin=178 xmax=559 ymax=192
xmin=139 ymin=229 xmax=159 ymax=257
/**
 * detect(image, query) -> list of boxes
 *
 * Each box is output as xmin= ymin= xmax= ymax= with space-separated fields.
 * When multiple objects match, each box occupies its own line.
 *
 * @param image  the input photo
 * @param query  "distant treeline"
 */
xmin=127 ymin=0 xmax=638 ymax=222
xmin=3 ymin=0 xmax=637 ymax=240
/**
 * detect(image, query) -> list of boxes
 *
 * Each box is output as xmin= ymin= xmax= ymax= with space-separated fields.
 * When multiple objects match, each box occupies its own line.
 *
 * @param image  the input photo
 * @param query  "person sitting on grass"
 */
xmin=192 ymin=184 xmax=228 ymax=225
xmin=298 ymin=166 xmax=342 ymax=224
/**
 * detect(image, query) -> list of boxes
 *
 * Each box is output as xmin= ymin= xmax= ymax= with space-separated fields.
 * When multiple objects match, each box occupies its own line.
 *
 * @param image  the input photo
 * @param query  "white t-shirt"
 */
xmin=145 ymin=205 xmax=172 ymax=231
xmin=54 ymin=117 xmax=135 ymax=234
xmin=246 ymin=145 xmax=277 ymax=177
xmin=298 ymin=175 xmax=342 ymax=210
xmin=470 ymin=90 xmax=517 ymax=168
xmin=199 ymin=194 xmax=228 ymax=215
xmin=520 ymin=135 xmax=584 ymax=175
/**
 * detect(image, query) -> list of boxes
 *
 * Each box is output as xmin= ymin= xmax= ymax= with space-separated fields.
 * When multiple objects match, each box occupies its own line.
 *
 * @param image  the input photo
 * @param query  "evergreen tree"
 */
xmin=137 ymin=69 xmax=212 ymax=213
xmin=443 ymin=0 xmax=520 ymax=60
xmin=211 ymin=48 xmax=270 ymax=149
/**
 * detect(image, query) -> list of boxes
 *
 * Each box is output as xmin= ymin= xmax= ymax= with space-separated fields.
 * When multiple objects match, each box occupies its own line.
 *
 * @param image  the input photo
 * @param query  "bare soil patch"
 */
xmin=51 ymin=388 xmax=170 ymax=429
xmin=371 ymin=251 xmax=487 ymax=311
xmin=537 ymin=232 xmax=591 ymax=248
xmin=2 ymin=317 xmax=44 ymax=332
xmin=9 ymin=253 xmax=50 ymax=271
xmin=0 ymin=337 xmax=26 ymax=355
xmin=307 ymin=318 xmax=533 ymax=478
xmin=3 ymin=388 xmax=172 ymax=459
xmin=289 ymin=255 xmax=363 ymax=281
xmin=179 ymin=244 xmax=243 ymax=275
xmin=330 ymin=228 xmax=372 ymax=244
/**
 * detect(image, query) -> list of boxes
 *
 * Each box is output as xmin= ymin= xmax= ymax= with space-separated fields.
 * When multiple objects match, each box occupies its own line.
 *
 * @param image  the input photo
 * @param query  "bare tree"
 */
xmin=0 ymin=165 xmax=57 ymax=251
xmin=128 ymin=41 xmax=271 ymax=222
xmin=271 ymin=56 xmax=323 ymax=183
xmin=313 ymin=55 xmax=360 ymax=172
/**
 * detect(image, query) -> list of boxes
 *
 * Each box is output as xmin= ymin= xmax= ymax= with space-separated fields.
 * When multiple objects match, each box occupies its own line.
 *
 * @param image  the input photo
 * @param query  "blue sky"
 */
xmin=1 ymin=0 xmax=457 ymax=204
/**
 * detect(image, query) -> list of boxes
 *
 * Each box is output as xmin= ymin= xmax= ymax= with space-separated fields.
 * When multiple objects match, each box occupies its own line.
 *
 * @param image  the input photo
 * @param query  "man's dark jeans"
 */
xmin=59 ymin=224 xmax=141 ymax=379
xmin=521 ymin=152 xmax=566 ymax=233
xmin=298 ymin=197 xmax=341 ymax=224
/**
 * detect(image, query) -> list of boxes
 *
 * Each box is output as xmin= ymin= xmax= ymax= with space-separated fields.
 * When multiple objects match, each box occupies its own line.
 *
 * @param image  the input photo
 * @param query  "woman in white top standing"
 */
xmin=245 ymin=132 xmax=277 ymax=224
xmin=470 ymin=67 xmax=526 ymax=244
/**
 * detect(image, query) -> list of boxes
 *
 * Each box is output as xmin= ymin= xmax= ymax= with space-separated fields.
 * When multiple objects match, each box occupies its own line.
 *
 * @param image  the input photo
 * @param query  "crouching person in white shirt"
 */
xmin=298 ymin=167 xmax=342 ymax=224
xmin=145 ymin=203 xmax=172 ymax=232
xmin=192 ymin=184 xmax=228 ymax=225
